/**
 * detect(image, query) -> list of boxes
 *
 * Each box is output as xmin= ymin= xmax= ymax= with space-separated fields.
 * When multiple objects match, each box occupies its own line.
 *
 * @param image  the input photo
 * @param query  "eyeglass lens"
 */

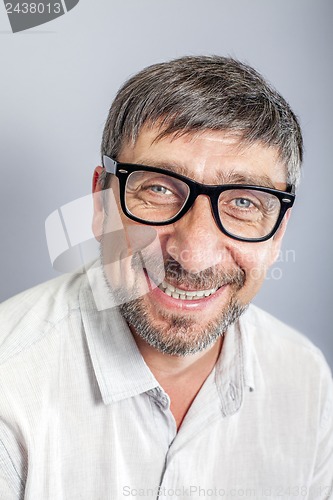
xmin=125 ymin=170 xmax=281 ymax=239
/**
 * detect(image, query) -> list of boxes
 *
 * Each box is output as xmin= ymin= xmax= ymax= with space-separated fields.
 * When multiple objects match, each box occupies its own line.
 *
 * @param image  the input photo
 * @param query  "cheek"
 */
xmin=232 ymin=243 xmax=275 ymax=295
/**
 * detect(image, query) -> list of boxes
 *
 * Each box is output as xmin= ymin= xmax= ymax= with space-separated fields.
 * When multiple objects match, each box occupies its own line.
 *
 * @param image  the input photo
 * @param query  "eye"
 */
xmin=149 ymin=184 xmax=173 ymax=195
xmin=233 ymin=198 xmax=254 ymax=209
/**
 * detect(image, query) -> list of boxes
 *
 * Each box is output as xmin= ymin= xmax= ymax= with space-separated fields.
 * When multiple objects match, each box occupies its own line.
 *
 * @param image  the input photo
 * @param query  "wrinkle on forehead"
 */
xmin=122 ymin=126 xmax=245 ymax=154
xmin=148 ymin=125 xmax=280 ymax=160
xmin=164 ymin=129 xmax=283 ymax=169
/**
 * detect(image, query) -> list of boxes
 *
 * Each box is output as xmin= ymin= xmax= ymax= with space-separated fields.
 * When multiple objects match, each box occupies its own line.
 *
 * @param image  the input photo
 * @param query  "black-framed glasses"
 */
xmin=103 ymin=155 xmax=295 ymax=243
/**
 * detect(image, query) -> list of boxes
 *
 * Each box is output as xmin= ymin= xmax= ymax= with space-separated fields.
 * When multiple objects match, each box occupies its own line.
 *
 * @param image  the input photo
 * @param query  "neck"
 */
xmin=131 ymin=329 xmax=223 ymax=383
xmin=132 ymin=330 xmax=223 ymax=430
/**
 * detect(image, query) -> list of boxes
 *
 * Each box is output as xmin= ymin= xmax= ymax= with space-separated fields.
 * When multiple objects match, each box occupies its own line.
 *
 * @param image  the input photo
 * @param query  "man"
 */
xmin=0 ymin=56 xmax=332 ymax=499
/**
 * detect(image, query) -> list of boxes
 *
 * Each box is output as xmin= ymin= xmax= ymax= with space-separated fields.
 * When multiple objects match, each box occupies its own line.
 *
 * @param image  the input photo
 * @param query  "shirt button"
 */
xmin=228 ymin=383 xmax=236 ymax=401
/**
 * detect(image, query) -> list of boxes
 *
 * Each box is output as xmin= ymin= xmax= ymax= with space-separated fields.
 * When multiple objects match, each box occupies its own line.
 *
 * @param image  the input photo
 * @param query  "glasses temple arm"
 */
xmin=102 ymin=155 xmax=117 ymax=175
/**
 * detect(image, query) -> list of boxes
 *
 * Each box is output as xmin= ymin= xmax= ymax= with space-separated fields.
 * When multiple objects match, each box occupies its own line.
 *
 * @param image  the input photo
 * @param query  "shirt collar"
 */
xmin=213 ymin=311 xmax=256 ymax=417
xmin=79 ymin=262 xmax=159 ymax=404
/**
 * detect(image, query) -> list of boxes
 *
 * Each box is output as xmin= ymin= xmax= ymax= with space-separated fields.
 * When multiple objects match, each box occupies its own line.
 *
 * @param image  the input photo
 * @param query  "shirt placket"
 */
xmin=147 ymin=387 xmax=177 ymax=451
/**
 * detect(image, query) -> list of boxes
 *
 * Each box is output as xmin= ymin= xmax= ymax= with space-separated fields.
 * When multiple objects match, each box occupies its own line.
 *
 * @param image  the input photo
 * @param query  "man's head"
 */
xmin=92 ymin=55 xmax=303 ymax=356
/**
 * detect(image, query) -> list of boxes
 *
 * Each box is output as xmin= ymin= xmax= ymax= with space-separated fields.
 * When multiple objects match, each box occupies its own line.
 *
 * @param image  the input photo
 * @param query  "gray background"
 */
xmin=0 ymin=0 xmax=332 ymax=367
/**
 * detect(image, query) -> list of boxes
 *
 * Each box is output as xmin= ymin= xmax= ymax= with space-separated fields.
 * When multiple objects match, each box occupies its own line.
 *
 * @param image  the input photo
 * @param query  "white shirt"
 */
xmin=0 ymin=266 xmax=332 ymax=499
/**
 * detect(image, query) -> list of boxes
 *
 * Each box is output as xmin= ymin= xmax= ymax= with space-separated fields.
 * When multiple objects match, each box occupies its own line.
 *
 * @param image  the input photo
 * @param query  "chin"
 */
xmin=119 ymin=293 xmax=248 ymax=356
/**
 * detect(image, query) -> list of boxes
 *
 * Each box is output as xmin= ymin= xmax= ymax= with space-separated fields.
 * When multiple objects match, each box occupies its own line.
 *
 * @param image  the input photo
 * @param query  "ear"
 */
xmin=92 ymin=166 xmax=105 ymax=242
xmin=269 ymin=209 xmax=292 ymax=265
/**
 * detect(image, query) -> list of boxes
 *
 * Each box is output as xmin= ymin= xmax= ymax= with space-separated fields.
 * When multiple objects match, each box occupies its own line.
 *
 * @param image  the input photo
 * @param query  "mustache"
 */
xmin=135 ymin=254 xmax=245 ymax=291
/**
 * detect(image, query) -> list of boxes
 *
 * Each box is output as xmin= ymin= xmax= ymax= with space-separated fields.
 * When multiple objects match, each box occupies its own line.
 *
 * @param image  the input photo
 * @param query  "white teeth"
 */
xmin=158 ymin=280 xmax=218 ymax=300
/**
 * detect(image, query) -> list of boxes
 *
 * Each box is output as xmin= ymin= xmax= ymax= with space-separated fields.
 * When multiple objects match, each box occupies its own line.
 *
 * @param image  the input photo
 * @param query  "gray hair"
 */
xmin=101 ymin=55 xmax=303 ymax=188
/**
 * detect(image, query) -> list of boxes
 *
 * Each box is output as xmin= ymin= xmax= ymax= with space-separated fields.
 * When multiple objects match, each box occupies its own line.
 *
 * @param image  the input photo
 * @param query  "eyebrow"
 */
xmin=131 ymin=158 xmax=277 ymax=189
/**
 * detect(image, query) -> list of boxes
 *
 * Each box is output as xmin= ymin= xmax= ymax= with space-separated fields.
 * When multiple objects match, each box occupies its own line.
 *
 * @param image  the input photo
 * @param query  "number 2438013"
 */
xmin=5 ymin=3 xmax=62 ymax=14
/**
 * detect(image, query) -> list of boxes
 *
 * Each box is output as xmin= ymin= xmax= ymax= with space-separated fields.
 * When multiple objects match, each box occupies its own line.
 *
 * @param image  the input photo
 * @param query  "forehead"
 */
xmin=118 ymin=127 xmax=287 ymax=188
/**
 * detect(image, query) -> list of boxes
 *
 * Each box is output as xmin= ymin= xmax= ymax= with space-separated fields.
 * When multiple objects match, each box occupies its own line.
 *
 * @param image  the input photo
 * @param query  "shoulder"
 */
xmin=243 ymin=303 xmax=325 ymax=355
xmin=241 ymin=304 xmax=332 ymax=390
xmin=0 ymin=270 xmax=86 ymax=365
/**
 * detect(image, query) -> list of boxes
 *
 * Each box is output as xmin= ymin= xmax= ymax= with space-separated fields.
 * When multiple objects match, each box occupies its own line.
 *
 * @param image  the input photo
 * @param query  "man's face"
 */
xmin=93 ymin=127 xmax=290 ymax=356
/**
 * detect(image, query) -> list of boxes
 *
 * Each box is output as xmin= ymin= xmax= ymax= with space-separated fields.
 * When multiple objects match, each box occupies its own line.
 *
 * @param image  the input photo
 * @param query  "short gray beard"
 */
xmin=101 ymin=248 xmax=248 ymax=357
xmin=118 ymin=295 xmax=247 ymax=356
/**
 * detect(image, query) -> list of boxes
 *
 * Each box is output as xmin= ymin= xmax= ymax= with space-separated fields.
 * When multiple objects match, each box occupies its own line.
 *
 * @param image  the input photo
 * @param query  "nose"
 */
xmin=166 ymin=195 xmax=232 ymax=273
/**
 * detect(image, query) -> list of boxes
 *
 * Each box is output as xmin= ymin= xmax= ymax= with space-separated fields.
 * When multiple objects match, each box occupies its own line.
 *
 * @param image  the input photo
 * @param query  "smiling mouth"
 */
xmin=157 ymin=279 xmax=220 ymax=301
